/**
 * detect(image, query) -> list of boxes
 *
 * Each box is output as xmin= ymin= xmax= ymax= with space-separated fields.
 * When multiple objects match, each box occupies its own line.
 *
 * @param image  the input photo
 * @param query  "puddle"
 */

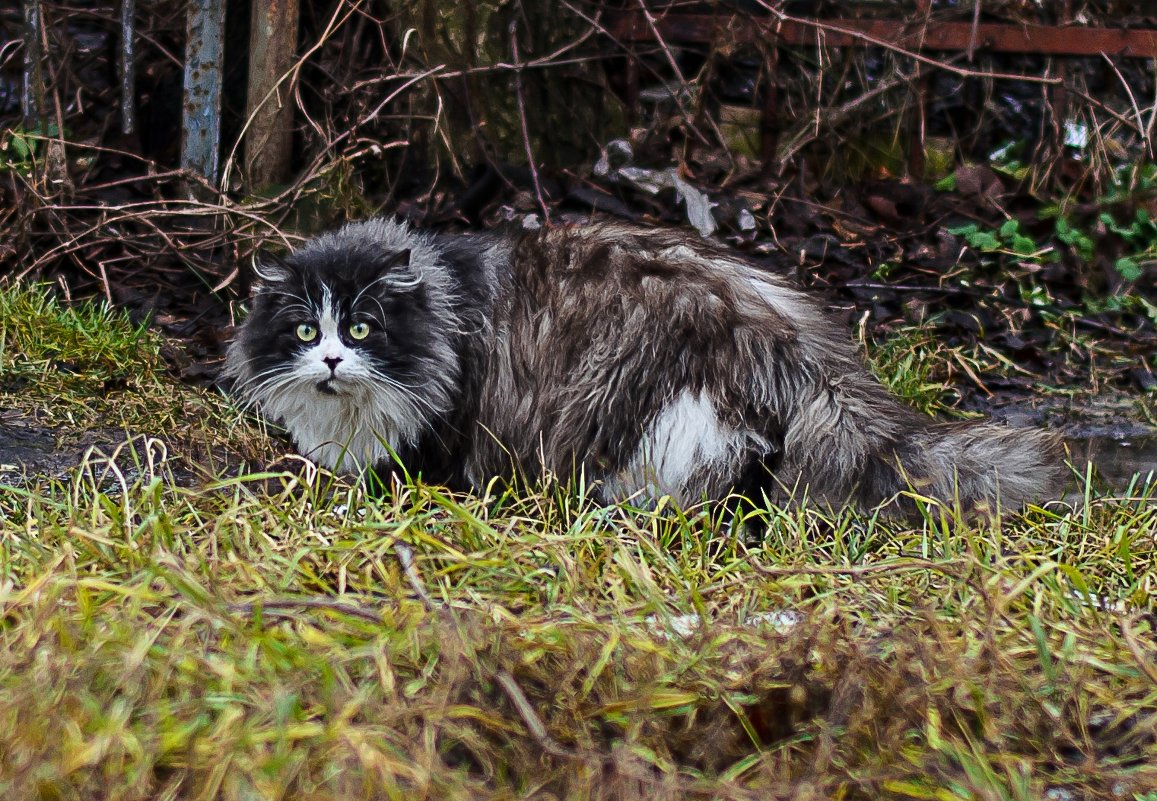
xmin=1066 ymin=436 xmax=1157 ymax=492
xmin=0 ymin=412 xmax=199 ymax=489
xmin=966 ymin=391 xmax=1156 ymax=494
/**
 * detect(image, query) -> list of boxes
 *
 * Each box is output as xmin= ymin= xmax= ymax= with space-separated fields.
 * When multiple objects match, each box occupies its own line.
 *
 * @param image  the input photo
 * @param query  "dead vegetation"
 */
xmin=2 ymin=1 xmax=1154 ymax=397
xmin=5 ymin=0 xmax=1153 ymax=422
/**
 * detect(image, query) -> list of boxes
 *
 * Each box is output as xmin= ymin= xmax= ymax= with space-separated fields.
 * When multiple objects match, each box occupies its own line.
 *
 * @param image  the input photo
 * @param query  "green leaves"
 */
xmin=0 ymin=123 xmax=62 ymax=174
xmin=947 ymin=220 xmax=1043 ymax=259
xmin=953 ymin=210 xmax=1152 ymax=284
xmin=1054 ymin=215 xmax=1096 ymax=262
xmin=946 ymin=222 xmax=1001 ymax=252
xmin=1115 ymin=257 xmax=1143 ymax=282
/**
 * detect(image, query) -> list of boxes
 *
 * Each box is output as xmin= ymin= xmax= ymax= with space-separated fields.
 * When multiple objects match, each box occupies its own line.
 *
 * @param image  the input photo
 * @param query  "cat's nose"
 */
xmin=323 ymin=356 xmax=342 ymax=372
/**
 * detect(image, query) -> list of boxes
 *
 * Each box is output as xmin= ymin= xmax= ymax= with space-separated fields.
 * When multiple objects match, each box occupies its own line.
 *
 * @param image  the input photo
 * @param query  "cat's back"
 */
xmin=500 ymin=222 xmax=814 ymax=338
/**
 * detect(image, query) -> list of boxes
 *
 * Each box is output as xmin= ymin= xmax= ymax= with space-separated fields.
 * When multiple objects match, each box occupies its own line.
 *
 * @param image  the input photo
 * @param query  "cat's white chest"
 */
xmin=283 ymin=394 xmax=397 ymax=472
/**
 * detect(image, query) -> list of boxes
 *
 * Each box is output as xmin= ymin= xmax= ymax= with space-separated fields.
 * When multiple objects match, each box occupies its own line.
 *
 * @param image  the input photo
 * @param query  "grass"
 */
xmin=0 ymin=282 xmax=276 ymax=474
xmin=0 ymin=284 xmax=160 ymax=424
xmin=1 ymin=282 xmax=1155 ymax=800
xmin=863 ymin=323 xmax=1001 ymax=417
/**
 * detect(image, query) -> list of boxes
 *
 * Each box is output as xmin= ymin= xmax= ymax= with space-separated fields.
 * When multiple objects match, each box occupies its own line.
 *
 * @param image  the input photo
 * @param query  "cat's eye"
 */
xmin=349 ymin=322 xmax=371 ymax=340
xmin=295 ymin=323 xmax=318 ymax=342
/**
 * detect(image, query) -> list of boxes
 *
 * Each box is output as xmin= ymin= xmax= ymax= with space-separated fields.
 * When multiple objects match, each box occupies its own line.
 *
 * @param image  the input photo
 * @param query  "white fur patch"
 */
xmin=604 ymin=390 xmax=767 ymax=505
xmin=641 ymin=390 xmax=729 ymax=490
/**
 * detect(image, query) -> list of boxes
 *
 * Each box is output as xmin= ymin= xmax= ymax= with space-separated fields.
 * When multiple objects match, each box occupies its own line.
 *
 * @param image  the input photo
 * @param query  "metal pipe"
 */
xmin=181 ymin=0 xmax=226 ymax=187
xmin=119 ymin=0 xmax=136 ymax=135
xmin=21 ymin=0 xmax=41 ymax=129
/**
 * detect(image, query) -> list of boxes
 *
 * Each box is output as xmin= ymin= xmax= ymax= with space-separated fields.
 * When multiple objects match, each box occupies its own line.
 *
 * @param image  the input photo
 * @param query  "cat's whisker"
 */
xmin=270 ymin=302 xmax=317 ymax=323
xmin=234 ymin=369 xmax=309 ymax=406
xmin=365 ymin=296 xmax=390 ymax=325
xmin=231 ymin=362 xmax=299 ymax=392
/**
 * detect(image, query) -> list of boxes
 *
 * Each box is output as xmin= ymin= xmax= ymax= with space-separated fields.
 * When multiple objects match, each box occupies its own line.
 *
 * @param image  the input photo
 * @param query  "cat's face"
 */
xmin=239 ymin=246 xmax=416 ymax=388
xmin=226 ymin=244 xmax=451 ymax=441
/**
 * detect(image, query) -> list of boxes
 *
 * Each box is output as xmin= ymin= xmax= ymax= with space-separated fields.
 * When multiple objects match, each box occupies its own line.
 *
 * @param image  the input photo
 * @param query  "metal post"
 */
xmin=181 ymin=0 xmax=225 ymax=188
xmin=21 ymin=0 xmax=42 ymax=129
xmin=119 ymin=0 xmax=136 ymax=135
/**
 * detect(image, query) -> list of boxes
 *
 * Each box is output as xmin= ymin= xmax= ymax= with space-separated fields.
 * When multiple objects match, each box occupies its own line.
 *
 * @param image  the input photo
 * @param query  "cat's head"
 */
xmin=223 ymin=219 xmax=461 ymax=453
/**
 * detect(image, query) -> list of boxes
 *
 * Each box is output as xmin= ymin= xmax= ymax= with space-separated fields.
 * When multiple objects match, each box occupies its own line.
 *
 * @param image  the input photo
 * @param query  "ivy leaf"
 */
xmin=969 ymin=231 xmax=1003 ymax=251
xmin=934 ymin=174 xmax=956 ymax=192
xmin=5 ymin=132 xmax=31 ymax=162
xmin=1114 ymin=257 xmax=1142 ymax=281
xmin=1011 ymin=234 xmax=1037 ymax=255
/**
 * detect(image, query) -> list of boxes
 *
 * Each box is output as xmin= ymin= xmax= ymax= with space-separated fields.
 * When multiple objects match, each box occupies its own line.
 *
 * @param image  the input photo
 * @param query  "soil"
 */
xmin=0 ymin=411 xmax=120 ymax=483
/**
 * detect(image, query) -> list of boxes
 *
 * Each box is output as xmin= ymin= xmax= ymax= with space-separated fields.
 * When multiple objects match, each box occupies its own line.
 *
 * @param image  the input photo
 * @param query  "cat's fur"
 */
xmin=224 ymin=218 xmax=1062 ymax=512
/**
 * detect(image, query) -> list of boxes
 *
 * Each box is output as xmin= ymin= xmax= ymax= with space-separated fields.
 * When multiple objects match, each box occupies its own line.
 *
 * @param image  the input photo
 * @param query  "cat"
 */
xmin=223 ymin=217 xmax=1062 ymax=513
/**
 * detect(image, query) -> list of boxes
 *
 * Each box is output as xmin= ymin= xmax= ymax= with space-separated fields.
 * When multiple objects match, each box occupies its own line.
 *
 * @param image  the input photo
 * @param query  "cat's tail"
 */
xmin=778 ymin=383 xmax=1064 ymax=514
xmin=883 ymin=420 xmax=1064 ymax=513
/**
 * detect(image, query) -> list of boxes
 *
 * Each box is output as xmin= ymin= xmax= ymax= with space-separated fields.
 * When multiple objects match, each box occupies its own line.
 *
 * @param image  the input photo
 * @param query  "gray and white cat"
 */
xmin=223 ymin=218 xmax=1061 ymax=512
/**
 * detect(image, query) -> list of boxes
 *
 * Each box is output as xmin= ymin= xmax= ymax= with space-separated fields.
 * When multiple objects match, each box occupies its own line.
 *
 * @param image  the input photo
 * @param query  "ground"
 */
xmin=0 ymin=253 xmax=1154 ymax=799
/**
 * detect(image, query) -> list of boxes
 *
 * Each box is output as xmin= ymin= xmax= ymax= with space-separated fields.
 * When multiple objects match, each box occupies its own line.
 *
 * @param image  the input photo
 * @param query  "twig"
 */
xmin=751 ymin=1 xmax=1063 ymax=86
xmin=967 ymin=0 xmax=981 ymax=62
xmin=1120 ymin=614 xmax=1157 ymax=686
xmin=776 ymin=70 xmax=913 ymax=164
xmin=1101 ymin=52 xmax=1151 ymax=159
xmin=226 ymin=597 xmax=386 ymax=624
xmin=220 ymin=0 xmax=366 ymax=190
xmin=751 ymin=557 xmax=960 ymax=579
xmin=562 ymin=0 xmax=717 ymax=149
xmin=394 ymin=540 xmax=437 ymax=611
xmin=495 ymin=670 xmax=575 ymax=759
xmin=509 ymin=17 xmax=550 ymax=223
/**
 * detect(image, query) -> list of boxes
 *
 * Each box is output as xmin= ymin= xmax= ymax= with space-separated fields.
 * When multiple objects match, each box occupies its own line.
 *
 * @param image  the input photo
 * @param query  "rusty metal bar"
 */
xmin=606 ymin=12 xmax=1157 ymax=59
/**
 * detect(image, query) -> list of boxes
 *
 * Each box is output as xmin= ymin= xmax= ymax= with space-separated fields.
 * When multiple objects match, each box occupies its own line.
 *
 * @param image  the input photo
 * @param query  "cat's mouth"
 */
xmin=316 ymin=378 xmax=339 ymax=395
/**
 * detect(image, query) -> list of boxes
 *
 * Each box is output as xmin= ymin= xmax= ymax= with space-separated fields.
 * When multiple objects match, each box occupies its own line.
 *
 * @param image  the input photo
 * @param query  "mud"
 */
xmin=0 ymin=411 xmax=200 ymax=489
xmin=0 ymin=411 xmax=128 ymax=485
xmin=1067 ymin=435 xmax=1157 ymax=491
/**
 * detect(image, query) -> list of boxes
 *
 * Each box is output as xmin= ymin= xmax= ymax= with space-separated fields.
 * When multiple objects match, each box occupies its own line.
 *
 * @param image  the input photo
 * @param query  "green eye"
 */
xmin=295 ymin=323 xmax=318 ymax=342
xmin=349 ymin=321 xmax=371 ymax=340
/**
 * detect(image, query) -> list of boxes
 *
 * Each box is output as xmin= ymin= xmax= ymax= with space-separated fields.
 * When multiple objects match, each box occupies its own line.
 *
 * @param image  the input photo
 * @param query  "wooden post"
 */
xmin=245 ymin=0 xmax=299 ymax=191
xmin=181 ymin=0 xmax=225 ymax=188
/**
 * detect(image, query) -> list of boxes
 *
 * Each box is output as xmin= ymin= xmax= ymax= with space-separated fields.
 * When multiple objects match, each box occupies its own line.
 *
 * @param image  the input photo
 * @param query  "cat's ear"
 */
xmin=251 ymin=251 xmax=294 ymax=288
xmin=385 ymin=248 xmax=411 ymax=269
xmin=380 ymin=248 xmax=421 ymax=292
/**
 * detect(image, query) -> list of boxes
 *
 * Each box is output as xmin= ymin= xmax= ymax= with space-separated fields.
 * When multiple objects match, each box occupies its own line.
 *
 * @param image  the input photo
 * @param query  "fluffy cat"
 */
xmin=223 ymin=218 xmax=1061 ymax=512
